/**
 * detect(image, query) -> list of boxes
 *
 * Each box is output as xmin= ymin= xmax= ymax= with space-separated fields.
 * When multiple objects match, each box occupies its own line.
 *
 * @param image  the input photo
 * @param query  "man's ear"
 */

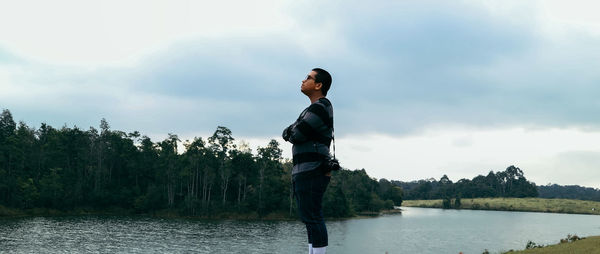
xmin=315 ymin=82 xmax=323 ymax=91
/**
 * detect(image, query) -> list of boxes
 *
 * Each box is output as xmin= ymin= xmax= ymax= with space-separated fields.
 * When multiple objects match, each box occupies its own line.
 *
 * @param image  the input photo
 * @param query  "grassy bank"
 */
xmin=0 ymin=205 xmax=298 ymax=220
xmin=1 ymin=205 xmax=402 ymax=220
xmin=403 ymin=198 xmax=600 ymax=215
xmin=506 ymin=235 xmax=600 ymax=253
xmin=0 ymin=205 xmax=136 ymax=218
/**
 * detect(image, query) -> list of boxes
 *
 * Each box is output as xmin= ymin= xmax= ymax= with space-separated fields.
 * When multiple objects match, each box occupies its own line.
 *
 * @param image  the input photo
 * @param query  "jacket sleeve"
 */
xmin=285 ymin=103 xmax=331 ymax=144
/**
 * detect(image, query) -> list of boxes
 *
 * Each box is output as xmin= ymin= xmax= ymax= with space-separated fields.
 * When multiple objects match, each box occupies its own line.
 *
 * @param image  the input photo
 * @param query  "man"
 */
xmin=282 ymin=68 xmax=333 ymax=254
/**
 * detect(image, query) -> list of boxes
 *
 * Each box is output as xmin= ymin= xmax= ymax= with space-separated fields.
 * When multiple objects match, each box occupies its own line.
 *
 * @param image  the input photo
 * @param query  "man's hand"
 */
xmin=282 ymin=125 xmax=292 ymax=142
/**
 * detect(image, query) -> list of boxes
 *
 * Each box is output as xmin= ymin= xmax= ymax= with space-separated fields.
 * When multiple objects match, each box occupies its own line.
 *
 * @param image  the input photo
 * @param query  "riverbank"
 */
xmin=506 ymin=235 xmax=600 ymax=253
xmin=0 ymin=205 xmax=137 ymax=218
xmin=403 ymin=198 xmax=600 ymax=215
xmin=0 ymin=205 xmax=295 ymax=220
xmin=0 ymin=204 xmax=401 ymax=220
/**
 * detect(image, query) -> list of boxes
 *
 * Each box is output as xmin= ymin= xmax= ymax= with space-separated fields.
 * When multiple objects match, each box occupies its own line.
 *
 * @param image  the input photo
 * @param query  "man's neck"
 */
xmin=308 ymin=94 xmax=325 ymax=104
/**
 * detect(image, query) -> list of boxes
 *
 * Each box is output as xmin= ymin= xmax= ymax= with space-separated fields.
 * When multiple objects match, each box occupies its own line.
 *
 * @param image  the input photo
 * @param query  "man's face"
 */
xmin=301 ymin=70 xmax=321 ymax=95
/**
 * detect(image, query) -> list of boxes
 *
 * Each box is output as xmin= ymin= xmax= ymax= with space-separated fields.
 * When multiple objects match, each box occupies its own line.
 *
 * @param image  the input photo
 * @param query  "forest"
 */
xmin=538 ymin=184 xmax=600 ymax=201
xmin=0 ymin=109 xmax=402 ymax=218
xmin=396 ymin=165 xmax=539 ymax=201
xmin=398 ymin=166 xmax=600 ymax=203
xmin=4 ymin=108 xmax=594 ymax=218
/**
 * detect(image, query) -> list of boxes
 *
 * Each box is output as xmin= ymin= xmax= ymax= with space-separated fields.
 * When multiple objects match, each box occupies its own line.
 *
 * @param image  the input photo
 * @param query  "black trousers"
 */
xmin=293 ymin=172 xmax=331 ymax=248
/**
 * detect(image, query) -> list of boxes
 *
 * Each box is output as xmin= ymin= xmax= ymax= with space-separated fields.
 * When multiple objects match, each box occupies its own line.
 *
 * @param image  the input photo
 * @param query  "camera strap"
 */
xmin=332 ymin=128 xmax=336 ymax=160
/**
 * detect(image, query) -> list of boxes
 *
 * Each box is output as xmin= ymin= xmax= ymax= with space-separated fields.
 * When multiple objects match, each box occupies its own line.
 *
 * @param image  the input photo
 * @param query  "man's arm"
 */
xmin=283 ymin=103 xmax=331 ymax=144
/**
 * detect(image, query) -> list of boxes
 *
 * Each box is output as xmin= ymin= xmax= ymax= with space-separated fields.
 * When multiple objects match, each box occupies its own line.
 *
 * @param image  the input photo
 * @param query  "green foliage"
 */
xmin=368 ymin=193 xmax=386 ymax=212
xmin=323 ymin=184 xmax=351 ymax=217
xmin=560 ymin=234 xmax=583 ymax=243
xmin=378 ymin=179 xmax=403 ymax=206
xmin=454 ymin=196 xmax=462 ymax=208
xmin=398 ymin=166 xmax=538 ymax=202
xmin=506 ymin=235 xmax=599 ymax=254
xmin=18 ymin=178 xmax=39 ymax=209
xmin=0 ymin=109 xmax=400 ymax=218
xmin=38 ymin=168 xmax=64 ymax=207
xmin=442 ymin=197 xmax=451 ymax=209
xmin=405 ymin=197 xmax=600 ymax=216
xmin=525 ymin=240 xmax=544 ymax=249
xmin=538 ymin=184 xmax=600 ymax=201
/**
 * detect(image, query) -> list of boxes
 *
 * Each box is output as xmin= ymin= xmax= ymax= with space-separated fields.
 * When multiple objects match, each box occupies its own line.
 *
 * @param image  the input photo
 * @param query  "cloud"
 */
xmin=333 ymin=2 xmax=600 ymax=135
xmin=2 ymin=0 xmax=600 ymax=188
xmin=0 ymin=0 xmax=294 ymax=67
xmin=527 ymin=150 xmax=600 ymax=187
xmin=110 ymin=1 xmax=544 ymax=137
xmin=4 ymin=0 xmax=600 ymax=139
xmin=337 ymin=127 xmax=600 ymax=187
xmin=0 ymin=37 xmax=315 ymax=137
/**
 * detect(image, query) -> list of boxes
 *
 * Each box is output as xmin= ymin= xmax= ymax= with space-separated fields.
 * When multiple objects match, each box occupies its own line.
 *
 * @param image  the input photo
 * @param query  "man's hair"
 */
xmin=312 ymin=68 xmax=332 ymax=96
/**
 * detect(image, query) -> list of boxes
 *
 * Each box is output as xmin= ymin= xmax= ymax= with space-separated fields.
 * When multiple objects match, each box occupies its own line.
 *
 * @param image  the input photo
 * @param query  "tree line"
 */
xmin=396 ymin=165 xmax=539 ymax=202
xmin=538 ymin=184 xmax=600 ymax=201
xmin=0 ymin=109 xmax=402 ymax=217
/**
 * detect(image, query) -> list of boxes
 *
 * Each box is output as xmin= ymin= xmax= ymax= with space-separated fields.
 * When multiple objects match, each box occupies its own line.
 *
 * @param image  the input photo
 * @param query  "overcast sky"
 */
xmin=1 ymin=0 xmax=599 ymax=187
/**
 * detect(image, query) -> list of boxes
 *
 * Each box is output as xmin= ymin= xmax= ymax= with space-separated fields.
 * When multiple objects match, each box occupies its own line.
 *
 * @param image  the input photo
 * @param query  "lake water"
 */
xmin=2 ymin=207 xmax=600 ymax=253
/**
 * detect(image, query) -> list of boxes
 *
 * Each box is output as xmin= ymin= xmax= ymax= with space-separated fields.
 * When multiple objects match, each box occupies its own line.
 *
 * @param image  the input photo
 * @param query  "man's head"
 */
xmin=301 ymin=68 xmax=332 ymax=97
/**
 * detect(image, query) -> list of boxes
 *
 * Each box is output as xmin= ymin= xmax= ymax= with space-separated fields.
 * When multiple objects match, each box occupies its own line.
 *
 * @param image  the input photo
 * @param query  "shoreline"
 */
xmin=505 ymin=235 xmax=600 ymax=253
xmin=0 ymin=205 xmax=402 ymax=221
xmin=402 ymin=197 xmax=600 ymax=216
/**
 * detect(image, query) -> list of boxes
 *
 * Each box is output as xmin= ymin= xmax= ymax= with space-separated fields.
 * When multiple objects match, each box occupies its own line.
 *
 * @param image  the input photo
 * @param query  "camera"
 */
xmin=327 ymin=158 xmax=340 ymax=171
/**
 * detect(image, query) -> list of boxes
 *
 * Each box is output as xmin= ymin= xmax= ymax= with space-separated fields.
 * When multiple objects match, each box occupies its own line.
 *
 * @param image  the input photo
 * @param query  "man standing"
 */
xmin=283 ymin=68 xmax=333 ymax=254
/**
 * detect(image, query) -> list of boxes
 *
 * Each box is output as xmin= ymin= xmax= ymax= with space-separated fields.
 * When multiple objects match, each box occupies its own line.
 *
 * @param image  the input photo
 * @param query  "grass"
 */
xmin=0 ymin=206 xmax=136 ymax=218
xmin=0 ymin=205 xmax=21 ymax=217
xmin=402 ymin=198 xmax=600 ymax=215
xmin=506 ymin=235 xmax=600 ymax=253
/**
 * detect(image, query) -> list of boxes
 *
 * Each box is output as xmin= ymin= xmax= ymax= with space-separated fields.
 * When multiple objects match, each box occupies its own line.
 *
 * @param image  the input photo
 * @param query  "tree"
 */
xmin=18 ymin=178 xmax=39 ymax=208
xmin=401 ymin=166 xmax=537 ymax=200
xmin=0 ymin=109 xmax=16 ymax=141
xmin=0 ymin=109 xmax=402 ymax=218
xmin=323 ymin=184 xmax=351 ymax=217
xmin=454 ymin=196 xmax=461 ymax=209
xmin=158 ymin=134 xmax=180 ymax=207
xmin=0 ymin=109 xmax=17 ymax=177
xmin=442 ymin=197 xmax=451 ymax=209
xmin=257 ymin=139 xmax=284 ymax=216
xmin=378 ymin=179 xmax=403 ymax=206
xmin=208 ymin=126 xmax=235 ymax=205
xmin=229 ymin=148 xmax=255 ymax=208
xmin=182 ymin=137 xmax=206 ymax=214
xmin=39 ymin=168 xmax=64 ymax=207
xmin=436 ymin=174 xmax=455 ymax=199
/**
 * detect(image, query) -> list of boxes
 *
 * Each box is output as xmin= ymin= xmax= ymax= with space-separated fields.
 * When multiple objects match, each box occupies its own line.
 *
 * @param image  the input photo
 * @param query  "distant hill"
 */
xmin=537 ymin=184 xmax=600 ymax=201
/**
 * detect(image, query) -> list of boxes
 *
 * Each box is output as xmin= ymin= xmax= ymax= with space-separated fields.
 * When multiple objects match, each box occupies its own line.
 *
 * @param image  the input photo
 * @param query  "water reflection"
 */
xmin=1 ymin=208 xmax=600 ymax=253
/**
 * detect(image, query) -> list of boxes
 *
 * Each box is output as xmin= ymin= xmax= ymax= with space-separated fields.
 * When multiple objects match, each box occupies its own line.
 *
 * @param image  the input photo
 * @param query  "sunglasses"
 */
xmin=305 ymin=75 xmax=315 ymax=81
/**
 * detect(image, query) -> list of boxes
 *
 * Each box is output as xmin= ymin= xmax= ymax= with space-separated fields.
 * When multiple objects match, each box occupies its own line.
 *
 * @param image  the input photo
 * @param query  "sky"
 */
xmin=1 ymin=0 xmax=599 ymax=187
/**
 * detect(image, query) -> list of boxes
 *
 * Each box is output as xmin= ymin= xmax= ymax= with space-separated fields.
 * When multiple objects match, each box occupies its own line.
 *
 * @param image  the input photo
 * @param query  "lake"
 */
xmin=2 ymin=207 xmax=600 ymax=253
